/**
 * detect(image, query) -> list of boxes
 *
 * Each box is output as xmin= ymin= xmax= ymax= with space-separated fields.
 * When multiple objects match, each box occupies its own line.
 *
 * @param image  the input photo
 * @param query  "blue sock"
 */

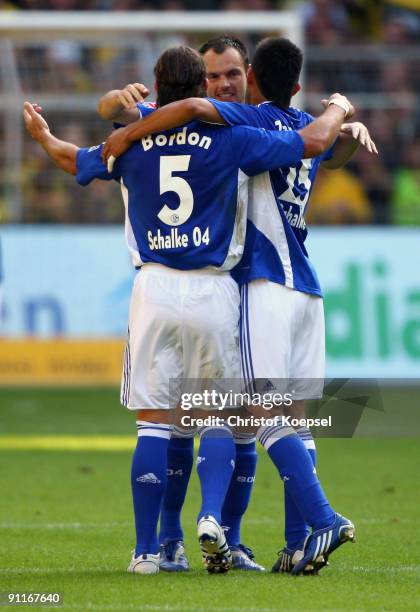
xmin=131 ymin=421 xmax=172 ymax=556
xmin=258 ymin=424 xmax=334 ymax=531
xmin=159 ymin=431 xmax=194 ymax=544
xmin=222 ymin=436 xmax=258 ymax=546
xmin=284 ymin=427 xmax=317 ymax=550
xmin=197 ymin=426 xmax=235 ymax=524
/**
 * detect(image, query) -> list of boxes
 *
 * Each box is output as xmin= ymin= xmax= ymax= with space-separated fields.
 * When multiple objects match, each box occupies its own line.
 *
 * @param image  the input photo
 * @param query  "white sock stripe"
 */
xmin=136 ymin=425 xmax=172 ymax=432
xmin=136 ymin=421 xmax=173 ymax=440
xmin=136 ymin=421 xmax=172 ymax=431
xmin=137 ymin=429 xmax=172 ymax=440
xmin=257 ymin=424 xmax=296 ymax=448
xmin=257 ymin=424 xmax=281 ymax=445
xmin=303 ymin=440 xmax=316 ymax=450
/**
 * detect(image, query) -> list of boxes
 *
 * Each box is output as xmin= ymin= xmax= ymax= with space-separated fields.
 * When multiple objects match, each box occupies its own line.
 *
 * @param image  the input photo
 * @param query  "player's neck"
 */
xmin=249 ymin=91 xmax=266 ymax=106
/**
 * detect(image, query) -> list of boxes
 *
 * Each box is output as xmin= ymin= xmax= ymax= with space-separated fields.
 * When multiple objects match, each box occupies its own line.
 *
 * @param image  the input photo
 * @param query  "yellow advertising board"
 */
xmin=0 ymin=340 xmax=125 ymax=386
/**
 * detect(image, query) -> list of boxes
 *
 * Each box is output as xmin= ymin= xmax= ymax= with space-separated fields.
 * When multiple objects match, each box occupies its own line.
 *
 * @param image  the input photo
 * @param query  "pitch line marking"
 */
xmin=0 ymin=521 xmax=132 ymax=530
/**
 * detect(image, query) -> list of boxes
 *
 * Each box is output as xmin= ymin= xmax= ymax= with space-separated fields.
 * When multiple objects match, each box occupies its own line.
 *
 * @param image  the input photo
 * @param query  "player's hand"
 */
xmin=321 ymin=93 xmax=355 ymax=120
xmin=102 ymin=127 xmax=131 ymax=171
xmin=117 ymin=83 xmax=149 ymax=109
xmin=23 ymin=101 xmax=50 ymax=141
xmin=340 ymin=122 xmax=378 ymax=154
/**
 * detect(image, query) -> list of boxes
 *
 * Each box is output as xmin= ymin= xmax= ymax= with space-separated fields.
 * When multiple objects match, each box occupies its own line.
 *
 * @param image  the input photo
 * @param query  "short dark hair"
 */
xmin=252 ymin=37 xmax=303 ymax=108
xmin=154 ymin=46 xmax=207 ymax=108
xmin=199 ymin=35 xmax=249 ymax=71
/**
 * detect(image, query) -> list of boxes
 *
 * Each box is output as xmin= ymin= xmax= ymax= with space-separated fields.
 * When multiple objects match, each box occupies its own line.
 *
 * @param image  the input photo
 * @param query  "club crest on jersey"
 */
xmin=141 ymin=127 xmax=212 ymax=152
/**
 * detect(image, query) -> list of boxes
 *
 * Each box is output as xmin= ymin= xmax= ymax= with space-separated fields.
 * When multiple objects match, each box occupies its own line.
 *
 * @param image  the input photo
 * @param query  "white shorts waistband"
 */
xmin=139 ymin=263 xmax=229 ymax=277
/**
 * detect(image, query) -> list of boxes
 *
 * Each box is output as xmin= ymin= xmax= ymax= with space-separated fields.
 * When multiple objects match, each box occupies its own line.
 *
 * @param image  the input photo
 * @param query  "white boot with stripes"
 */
xmin=197 ymin=515 xmax=232 ymax=574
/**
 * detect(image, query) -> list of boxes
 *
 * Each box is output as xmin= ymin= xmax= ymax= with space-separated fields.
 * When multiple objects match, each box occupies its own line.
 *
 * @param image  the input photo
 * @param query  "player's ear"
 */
xmin=292 ymin=82 xmax=301 ymax=97
xmin=247 ymin=65 xmax=254 ymax=86
xmin=154 ymin=80 xmax=158 ymax=93
xmin=203 ymin=77 xmax=209 ymax=93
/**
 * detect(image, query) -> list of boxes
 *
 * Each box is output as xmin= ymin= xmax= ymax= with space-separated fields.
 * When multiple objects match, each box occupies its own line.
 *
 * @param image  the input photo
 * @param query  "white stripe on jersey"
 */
xmin=248 ymin=171 xmax=294 ymax=287
xmin=218 ymin=170 xmax=248 ymax=271
xmin=120 ymin=178 xmax=143 ymax=268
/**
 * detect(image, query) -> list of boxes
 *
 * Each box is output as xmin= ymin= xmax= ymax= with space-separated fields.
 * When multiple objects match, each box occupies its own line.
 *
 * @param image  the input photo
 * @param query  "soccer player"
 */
xmin=100 ymin=38 xmax=374 ymax=575
xmin=97 ymin=36 xmax=263 ymax=572
xmin=24 ymin=45 xmax=353 ymax=576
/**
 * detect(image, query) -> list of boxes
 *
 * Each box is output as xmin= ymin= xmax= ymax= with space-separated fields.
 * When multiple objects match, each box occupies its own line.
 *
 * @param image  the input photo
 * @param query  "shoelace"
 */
xmin=162 ymin=540 xmax=182 ymax=561
xmin=237 ymin=544 xmax=255 ymax=560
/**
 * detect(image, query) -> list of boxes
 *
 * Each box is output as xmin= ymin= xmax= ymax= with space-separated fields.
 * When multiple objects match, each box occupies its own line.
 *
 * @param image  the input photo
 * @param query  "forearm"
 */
xmin=299 ymin=105 xmax=346 ymax=158
xmin=322 ymin=132 xmax=359 ymax=169
xmin=97 ymin=90 xmax=125 ymax=120
xmin=124 ymin=98 xmax=224 ymax=144
xmin=97 ymin=90 xmax=139 ymax=124
xmin=37 ymin=132 xmax=79 ymax=175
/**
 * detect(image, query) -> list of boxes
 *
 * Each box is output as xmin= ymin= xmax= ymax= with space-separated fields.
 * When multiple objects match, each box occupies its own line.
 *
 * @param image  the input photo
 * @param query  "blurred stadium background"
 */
xmin=0 ymin=0 xmax=419 ymax=385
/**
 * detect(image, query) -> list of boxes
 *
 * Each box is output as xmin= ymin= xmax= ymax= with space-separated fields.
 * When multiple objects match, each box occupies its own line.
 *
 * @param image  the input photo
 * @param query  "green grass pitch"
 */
xmin=0 ymin=388 xmax=419 ymax=611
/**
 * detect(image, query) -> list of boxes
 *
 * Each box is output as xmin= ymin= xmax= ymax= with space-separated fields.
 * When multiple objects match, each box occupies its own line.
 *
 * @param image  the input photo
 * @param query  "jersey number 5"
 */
xmin=158 ymin=155 xmax=193 ymax=227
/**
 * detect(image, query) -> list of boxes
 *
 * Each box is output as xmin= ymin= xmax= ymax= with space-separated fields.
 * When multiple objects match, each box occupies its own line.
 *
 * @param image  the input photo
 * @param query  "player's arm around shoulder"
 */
xmin=207 ymin=98 xmax=265 ymax=128
xmin=102 ymin=97 xmax=225 ymax=167
xmin=232 ymin=124 xmax=305 ymax=176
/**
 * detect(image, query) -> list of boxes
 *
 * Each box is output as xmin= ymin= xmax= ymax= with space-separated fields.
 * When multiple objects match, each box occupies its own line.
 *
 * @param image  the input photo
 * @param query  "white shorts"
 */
xmin=121 ymin=264 xmax=241 ymax=410
xmin=240 ymin=280 xmax=325 ymax=400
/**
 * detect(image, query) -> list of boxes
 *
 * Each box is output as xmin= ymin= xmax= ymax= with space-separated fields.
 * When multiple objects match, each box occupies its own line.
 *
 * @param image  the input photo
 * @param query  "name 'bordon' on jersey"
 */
xmin=209 ymin=99 xmax=334 ymax=297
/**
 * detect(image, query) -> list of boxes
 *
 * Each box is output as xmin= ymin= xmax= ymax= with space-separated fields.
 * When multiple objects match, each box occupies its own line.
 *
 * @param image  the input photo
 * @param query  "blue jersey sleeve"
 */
xmin=76 ymin=145 xmax=120 ymax=186
xmin=137 ymin=102 xmax=156 ymax=118
xmin=231 ymin=125 xmax=304 ymax=176
xmin=113 ymin=102 xmax=155 ymax=129
xmin=208 ymin=99 xmax=265 ymax=128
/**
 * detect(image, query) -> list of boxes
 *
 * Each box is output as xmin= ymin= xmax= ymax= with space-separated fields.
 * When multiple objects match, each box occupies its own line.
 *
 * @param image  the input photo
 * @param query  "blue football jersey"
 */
xmin=137 ymin=102 xmax=156 ymax=118
xmin=76 ymin=121 xmax=304 ymax=271
xmin=209 ymin=99 xmax=333 ymax=296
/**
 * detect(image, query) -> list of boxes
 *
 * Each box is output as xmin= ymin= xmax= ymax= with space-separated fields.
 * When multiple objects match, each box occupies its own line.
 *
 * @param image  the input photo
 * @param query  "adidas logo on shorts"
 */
xmin=136 ymin=472 xmax=161 ymax=484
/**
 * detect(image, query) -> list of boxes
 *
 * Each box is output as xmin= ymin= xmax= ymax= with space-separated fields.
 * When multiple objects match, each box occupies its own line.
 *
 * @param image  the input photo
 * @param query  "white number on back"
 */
xmin=158 ymin=155 xmax=194 ymax=227
xmin=280 ymin=158 xmax=312 ymax=209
